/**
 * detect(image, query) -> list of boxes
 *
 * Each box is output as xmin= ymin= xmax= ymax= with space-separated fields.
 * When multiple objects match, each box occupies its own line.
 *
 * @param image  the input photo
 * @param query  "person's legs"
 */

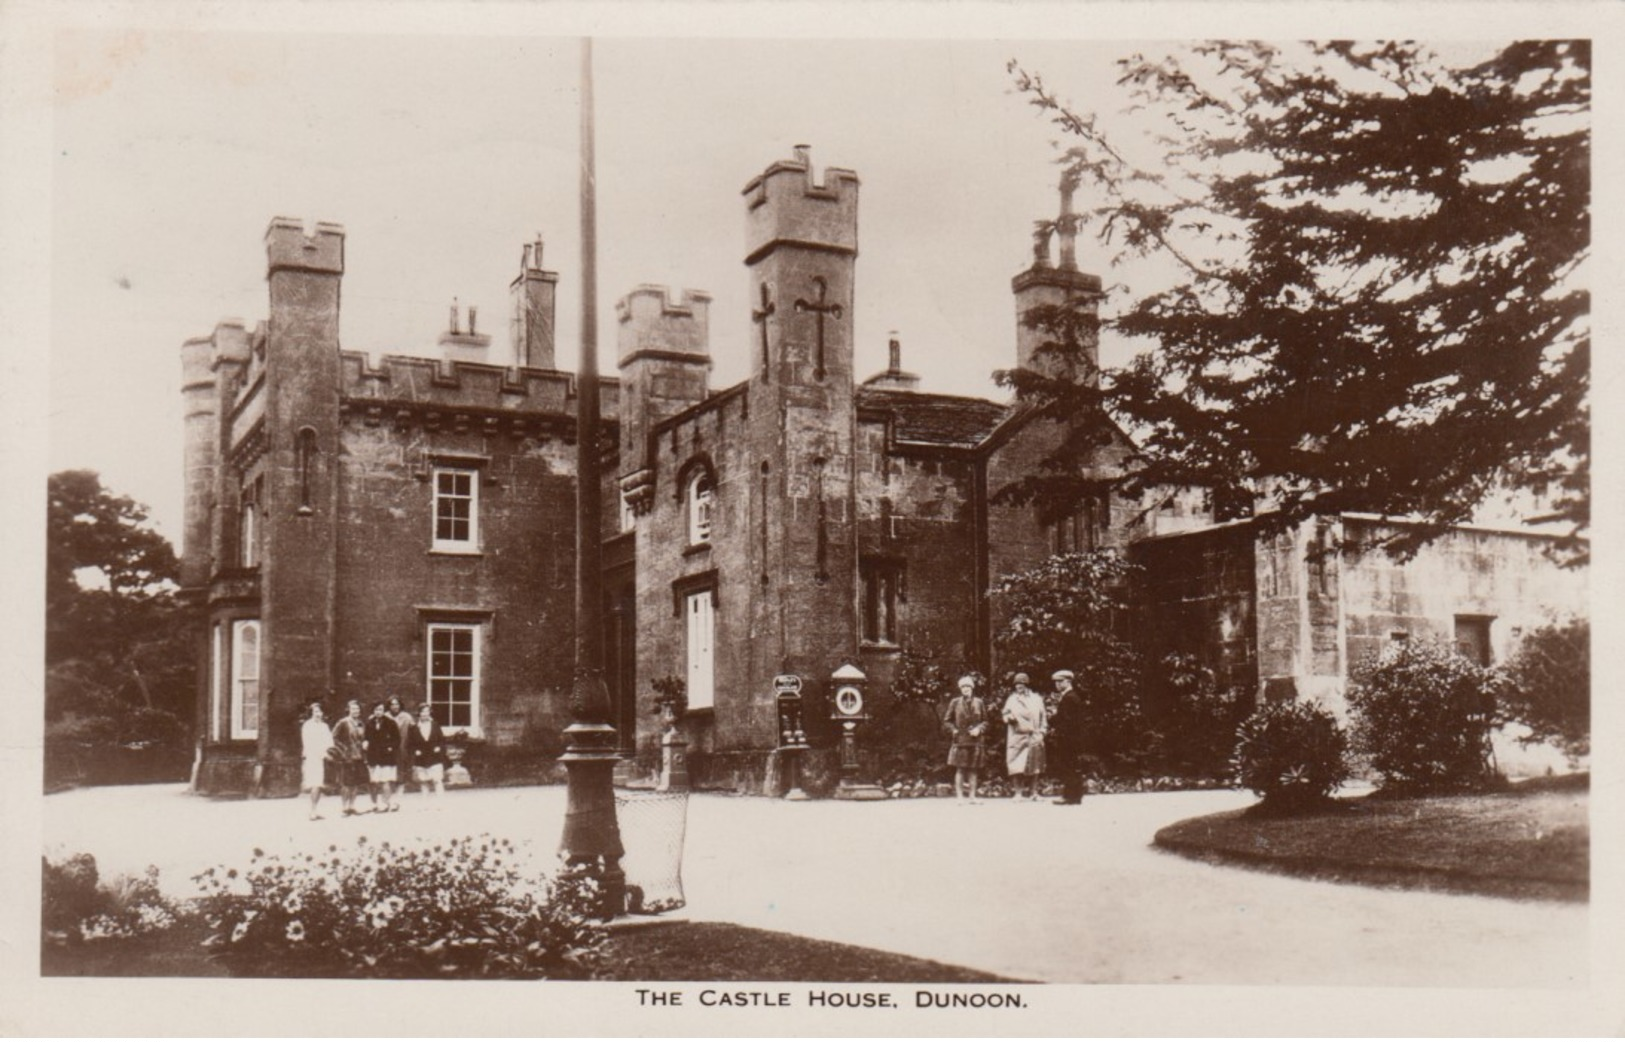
xmin=307 ymin=785 xmax=323 ymax=820
xmin=966 ymin=769 xmax=979 ymax=802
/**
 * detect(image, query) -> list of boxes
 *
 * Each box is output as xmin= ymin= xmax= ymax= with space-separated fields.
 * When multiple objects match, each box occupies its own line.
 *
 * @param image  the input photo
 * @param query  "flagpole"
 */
xmin=558 ymin=35 xmax=625 ymax=917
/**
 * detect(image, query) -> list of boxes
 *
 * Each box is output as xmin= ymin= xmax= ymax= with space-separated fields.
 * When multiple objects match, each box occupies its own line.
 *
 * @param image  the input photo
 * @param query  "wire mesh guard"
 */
xmin=614 ymin=790 xmax=689 ymax=914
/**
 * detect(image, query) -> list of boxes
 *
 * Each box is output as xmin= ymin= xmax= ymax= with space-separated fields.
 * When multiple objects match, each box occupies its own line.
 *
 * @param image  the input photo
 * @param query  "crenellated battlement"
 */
xmin=339 ymin=350 xmax=620 ymax=423
xmin=742 ymin=145 xmax=859 ymax=265
xmin=616 ymin=284 xmax=713 ymax=363
xmin=265 ymin=217 xmax=345 ymax=276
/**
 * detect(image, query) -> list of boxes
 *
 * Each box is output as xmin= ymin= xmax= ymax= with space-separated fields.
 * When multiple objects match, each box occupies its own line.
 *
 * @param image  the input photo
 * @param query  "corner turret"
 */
xmin=616 ymin=285 xmax=712 ymax=469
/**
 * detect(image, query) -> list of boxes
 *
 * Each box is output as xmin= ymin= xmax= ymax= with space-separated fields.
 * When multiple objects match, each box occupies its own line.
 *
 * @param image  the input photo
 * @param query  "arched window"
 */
xmin=230 ymin=619 xmax=260 ymax=739
xmin=296 ymin=427 xmax=318 ymax=514
xmin=687 ymin=470 xmax=715 ymax=546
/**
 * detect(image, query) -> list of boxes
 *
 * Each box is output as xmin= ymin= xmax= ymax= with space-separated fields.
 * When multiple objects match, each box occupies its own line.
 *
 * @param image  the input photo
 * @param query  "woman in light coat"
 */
xmin=1001 ymin=673 xmax=1048 ymax=800
xmin=299 ymin=702 xmax=334 ymax=821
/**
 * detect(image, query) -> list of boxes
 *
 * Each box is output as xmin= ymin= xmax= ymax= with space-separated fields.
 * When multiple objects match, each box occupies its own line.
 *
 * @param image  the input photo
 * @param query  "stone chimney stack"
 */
xmin=509 ymin=233 xmax=559 ymax=368
xmin=1012 ymin=172 xmax=1102 ymax=384
xmin=439 ymin=297 xmax=492 ymax=363
xmin=861 ymin=331 xmax=921 ymax=391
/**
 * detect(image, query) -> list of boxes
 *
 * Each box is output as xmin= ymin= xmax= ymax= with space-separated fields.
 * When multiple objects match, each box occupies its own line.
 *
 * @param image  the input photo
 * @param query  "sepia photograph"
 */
xmin=3 ymin=1 xmax=1619 ymax=1036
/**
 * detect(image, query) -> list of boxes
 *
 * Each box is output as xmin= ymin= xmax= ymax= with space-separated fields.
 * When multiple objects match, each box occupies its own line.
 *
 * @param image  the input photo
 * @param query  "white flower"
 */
xmin=230 ymin=921 xmax=250 ymax=943
xmin=286 ymin=920 xmax=306 ymax=942
xmin=283 ymin=894 xmax=303 ymax=914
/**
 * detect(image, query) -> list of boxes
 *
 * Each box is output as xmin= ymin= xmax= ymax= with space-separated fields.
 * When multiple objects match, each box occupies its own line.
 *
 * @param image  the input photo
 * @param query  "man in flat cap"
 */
xmin=1048 ymin=669 xmax=1087 ymax=805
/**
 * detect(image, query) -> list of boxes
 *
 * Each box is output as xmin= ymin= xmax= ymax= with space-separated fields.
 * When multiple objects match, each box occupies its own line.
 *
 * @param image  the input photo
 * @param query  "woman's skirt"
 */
xmin=336 ymin=759 xmax=369 ymax=788
xmin=413 ymin=763 xmax=445 ymax=785
xmin=947 ymin=743 xmax=985 ymax=769
xmin=368 ymin=764 xmax=397 ymax=783
xmin=301 ymin=757 xmax=326 ymax=791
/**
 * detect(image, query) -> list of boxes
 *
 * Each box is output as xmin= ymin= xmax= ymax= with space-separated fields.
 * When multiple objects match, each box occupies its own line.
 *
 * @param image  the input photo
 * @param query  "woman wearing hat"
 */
xmin=942 ymin=675 xmax=989 ymax=803
xmin=1001 ymin=673 xmax=1048 ymax=800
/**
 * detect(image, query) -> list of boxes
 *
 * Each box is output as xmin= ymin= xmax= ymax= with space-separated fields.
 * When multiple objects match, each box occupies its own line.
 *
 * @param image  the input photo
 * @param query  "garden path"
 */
xmin=42 ymin=783 xmax=1586 ymax=987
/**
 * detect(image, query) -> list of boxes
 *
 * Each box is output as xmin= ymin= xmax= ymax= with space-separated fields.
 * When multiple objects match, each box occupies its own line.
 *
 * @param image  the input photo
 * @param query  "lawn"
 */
xmin=1154 ymin=777 xmax=1588 ymax=902
xmin=42 ymin=917 xmax=1020 ymax=982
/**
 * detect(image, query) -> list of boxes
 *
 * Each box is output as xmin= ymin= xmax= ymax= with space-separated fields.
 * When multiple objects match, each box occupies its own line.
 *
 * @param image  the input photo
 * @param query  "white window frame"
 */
xmin=686 ymin=470 xmax=715 ymax=546
xmin=211 ymin=623 xmax=225 ymax=740
xmin=685 ymin=590 xmax=715 ymax=711
xmin=230 ymin=619 xmax=261 ymax=740
xmin=431 ymin=467 xmax=480 ymax=553
xmin=619 ymin=493 xmax=637 ymax=534
xmin=426 ymin=622 xmax=483 ymax=735
xmin=240 ymin=501 xmax=258 ymax=568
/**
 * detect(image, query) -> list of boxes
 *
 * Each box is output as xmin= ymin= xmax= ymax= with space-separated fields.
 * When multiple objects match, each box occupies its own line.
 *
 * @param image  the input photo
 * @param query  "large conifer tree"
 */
xmin=1002 ymin=41 xmax=1589 ymax=561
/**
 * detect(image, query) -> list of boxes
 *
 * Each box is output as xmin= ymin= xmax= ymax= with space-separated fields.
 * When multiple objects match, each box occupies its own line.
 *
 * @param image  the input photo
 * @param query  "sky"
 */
xmin=48 ymin=31 xmax=1146 ymax=544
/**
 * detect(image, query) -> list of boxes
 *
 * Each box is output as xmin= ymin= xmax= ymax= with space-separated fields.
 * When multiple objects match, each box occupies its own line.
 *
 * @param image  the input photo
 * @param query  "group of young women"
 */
xmin=298 ymin=697 xmax=451 ymax=820
xmin=942 ymin=670 xmax=1087 ymax=804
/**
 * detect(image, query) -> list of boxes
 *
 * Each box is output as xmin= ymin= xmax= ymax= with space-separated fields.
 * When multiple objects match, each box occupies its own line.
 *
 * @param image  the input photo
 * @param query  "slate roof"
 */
xmin=855 ymin=386 xmax=1011 ymax=450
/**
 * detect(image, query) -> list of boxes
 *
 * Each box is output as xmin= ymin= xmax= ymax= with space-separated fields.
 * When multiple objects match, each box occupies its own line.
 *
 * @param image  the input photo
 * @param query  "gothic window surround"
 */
xmin=431 ymin=466 xmax=480 ymax=553
xmin=671 ymin=572 xmax=718 ymax=712
xmin=230 ymin=619 xmax=261 ymax=740
xmin=685 ymin=466 xmax=716 ymax=547
xmin=685 ymin=589 xmax=716 ymax=711
xmin=239 ymin=476 xmax=263 ymax=569
xmin=296 ymin=427 xmax=318 ymax=515
xmin=860 ymin=556 xmax=905 ymax=645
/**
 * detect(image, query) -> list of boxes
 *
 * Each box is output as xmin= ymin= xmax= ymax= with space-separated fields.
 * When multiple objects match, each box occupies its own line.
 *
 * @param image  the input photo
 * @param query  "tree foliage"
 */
xmin=991 ymin=550 xmax=1148 ymax=771
xmin=45 ymin=471 xmax=193 ymax=785
xmin=1005 ymin=41 xmax=1589 ymax=561
xmin=1501 ymin=617 xmax=1589 ymax=757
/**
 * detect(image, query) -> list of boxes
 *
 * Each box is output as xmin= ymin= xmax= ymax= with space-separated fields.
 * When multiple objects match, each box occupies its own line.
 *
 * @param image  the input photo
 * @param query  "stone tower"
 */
xmin=257 ymin=217 xmax=345 ymax=794
xmin=742 ymin=146 xmax=861 ymax=701
xmin=615 ymin=284 xmax=713 ymax=488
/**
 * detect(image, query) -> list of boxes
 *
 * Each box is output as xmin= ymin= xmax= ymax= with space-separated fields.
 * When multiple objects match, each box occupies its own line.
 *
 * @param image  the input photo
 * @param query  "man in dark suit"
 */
xmin=1048 ymin=670 xmax=1087 ymax=805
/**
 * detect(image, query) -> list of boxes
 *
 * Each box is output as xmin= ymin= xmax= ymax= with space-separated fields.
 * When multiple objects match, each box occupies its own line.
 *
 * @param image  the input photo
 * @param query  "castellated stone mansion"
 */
xmin=181 ymin=148 xmax=1586 ymax=797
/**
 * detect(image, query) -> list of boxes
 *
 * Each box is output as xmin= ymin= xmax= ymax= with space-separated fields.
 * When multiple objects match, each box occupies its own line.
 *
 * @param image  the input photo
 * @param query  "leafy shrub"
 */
xmin=992 ymin=551 xmax=1148 ymax=775
xmin=1502 ymin=618 xmax=1589 ymax=758
xmin=193 ymin=835 xmax=604 ymax=979
xmin=1233 ymin=700 xmax=1350 ymax=811
xmin=1348 ymin=639 xmax=1503 ymax=793
xmin=1149 ymin=654 xmax=1251 ymax=779
xmin=42 ymin=852 xmax=178 ymax=945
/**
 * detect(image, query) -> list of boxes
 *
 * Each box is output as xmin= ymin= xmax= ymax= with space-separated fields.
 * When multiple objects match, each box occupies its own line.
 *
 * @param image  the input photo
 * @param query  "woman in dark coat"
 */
xmin=406 ymin=704 xmax=449 ymax=798
xmin=363 ymin=702 xmax=400 ymax=812
xmin=387 ymin=696 xmax=415 ymax=790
